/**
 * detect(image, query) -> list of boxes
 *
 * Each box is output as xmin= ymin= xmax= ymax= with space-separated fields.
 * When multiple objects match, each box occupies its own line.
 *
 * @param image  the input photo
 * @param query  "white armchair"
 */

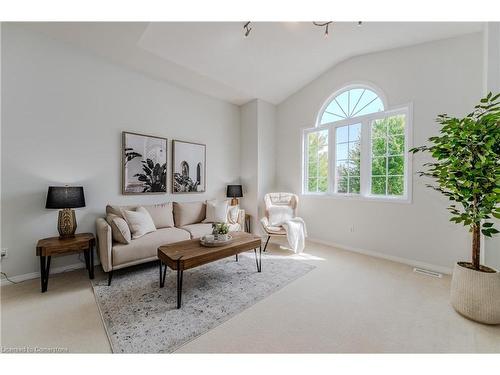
xmin=260 ymin=192 xmax=299 ymax=252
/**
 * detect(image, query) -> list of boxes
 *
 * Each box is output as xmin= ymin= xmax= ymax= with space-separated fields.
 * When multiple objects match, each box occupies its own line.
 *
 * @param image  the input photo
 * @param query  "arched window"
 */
xmin=196 ymin=162 xmax=202 ymax=185
xmin=304 ymin=83 xmax=411 ymax=201
xmin=181 ymin=161 xmax=189 ymax=178
xmin=319 ymin=86 xmax=385 ymax=125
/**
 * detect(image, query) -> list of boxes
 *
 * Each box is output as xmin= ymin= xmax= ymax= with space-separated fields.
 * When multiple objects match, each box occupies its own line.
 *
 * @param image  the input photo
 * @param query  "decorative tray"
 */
xmin=200 ymin=235 xmax=233 ymax=247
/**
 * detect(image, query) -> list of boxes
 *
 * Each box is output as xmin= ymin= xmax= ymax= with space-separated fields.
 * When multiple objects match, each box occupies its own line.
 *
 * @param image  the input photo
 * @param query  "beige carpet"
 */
xmin=1 ymin=239 xmax=499 ymax=353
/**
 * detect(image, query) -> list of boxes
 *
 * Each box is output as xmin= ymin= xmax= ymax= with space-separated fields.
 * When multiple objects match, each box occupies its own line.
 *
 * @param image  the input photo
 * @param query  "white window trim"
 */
xmin=302 ymin=103 xmax=413 ymax=204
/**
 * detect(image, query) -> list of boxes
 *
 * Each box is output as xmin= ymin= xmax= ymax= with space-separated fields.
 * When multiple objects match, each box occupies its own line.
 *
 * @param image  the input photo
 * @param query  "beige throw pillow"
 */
xmin=173 ymin=202 xmax=206 ymax=227
xmin=203 ymin=200 xmax=229 ymax=223
xmin=122 ymin=206 xmax=157 ymax=239
xmin=105 ymin=214 xmax=131 ymax=244
xmin=144 ymin=203 xmax=174 ymax=228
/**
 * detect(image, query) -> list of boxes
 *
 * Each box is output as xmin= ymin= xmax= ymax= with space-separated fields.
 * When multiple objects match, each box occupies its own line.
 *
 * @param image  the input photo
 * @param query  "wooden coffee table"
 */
xmin=157 ymin=232 xmax=262 ymax=309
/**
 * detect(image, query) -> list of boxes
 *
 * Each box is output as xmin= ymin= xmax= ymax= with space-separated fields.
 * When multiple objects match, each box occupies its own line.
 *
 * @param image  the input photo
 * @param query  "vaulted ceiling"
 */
xmin=21 ymin=22 xmax=483 ymax=105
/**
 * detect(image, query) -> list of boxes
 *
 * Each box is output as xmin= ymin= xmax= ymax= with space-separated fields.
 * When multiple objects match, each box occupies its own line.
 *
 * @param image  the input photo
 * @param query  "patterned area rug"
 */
xmin=92 ymin=252 xmax=315 ymax=353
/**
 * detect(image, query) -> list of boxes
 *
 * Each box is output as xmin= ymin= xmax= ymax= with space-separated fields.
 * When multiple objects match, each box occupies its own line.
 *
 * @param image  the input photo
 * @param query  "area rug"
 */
xmin=92 ymin=252 xmax=315 ymax=353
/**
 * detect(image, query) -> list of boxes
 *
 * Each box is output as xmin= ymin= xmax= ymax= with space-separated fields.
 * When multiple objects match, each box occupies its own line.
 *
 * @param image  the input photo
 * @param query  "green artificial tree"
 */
xmin=411 ymin=92 xmax=500 ymax=271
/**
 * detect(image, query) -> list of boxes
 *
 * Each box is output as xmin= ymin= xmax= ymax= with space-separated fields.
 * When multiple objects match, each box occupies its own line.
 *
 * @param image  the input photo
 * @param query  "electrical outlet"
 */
xmin=1 ymin=248 xmax=8 ymax=260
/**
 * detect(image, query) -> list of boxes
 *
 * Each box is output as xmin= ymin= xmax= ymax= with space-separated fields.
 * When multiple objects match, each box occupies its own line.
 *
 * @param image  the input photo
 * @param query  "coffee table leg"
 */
xmin=177 ymin=261 xmax=183 ymax=309
xmin=159 ymin=260 xmax=167 ymax=288
xmin=254 ymin=247 xmax=262 ymax=272
xmin=83 ymin=250 xmax=90 ymax=270
xmin=235 ymin=254 xmax=238 ymax=262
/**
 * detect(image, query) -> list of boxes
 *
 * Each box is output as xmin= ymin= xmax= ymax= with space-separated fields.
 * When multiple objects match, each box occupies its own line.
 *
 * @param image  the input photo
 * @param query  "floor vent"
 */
xmin=413 ymin=267 xmax=443 ymax=278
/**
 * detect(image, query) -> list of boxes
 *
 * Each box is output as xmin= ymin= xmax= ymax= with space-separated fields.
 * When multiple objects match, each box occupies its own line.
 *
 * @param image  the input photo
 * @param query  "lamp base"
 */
xmin=58 ymin=208 xmax=77 ymax=238
xmin=230 ymin=198 xmax=239 ymax=206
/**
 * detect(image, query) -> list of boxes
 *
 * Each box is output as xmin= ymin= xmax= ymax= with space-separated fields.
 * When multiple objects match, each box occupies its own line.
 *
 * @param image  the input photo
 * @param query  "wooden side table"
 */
xmin=245 ymin=213 xmax=251 ymax=233
xmin=36 ymin=233 xmax=96 ymax=293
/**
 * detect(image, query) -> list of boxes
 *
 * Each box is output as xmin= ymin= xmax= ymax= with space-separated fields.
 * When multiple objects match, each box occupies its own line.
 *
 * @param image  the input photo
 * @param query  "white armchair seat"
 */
xmin=260 ymin=192 xmax=299 ymax=251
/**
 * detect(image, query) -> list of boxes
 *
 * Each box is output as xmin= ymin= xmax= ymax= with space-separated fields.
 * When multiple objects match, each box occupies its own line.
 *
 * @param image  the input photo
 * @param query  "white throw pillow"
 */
xmin=122 ymin=206 xmax=157 ymax=239
xmin=268 ymin=205 xmax=293 ymax=226
xmin=228 ymin=205 xmax=240 ymax=224
xmin=203 ymin=200 xmax=229 ymax=223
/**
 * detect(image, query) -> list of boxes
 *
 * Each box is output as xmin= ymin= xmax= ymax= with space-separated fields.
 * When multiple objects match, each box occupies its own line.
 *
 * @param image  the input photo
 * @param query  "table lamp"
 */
xmin=226 ymin=185 xmax=243 ymax=206
xmin=45 ymin=186 xmax=86 ymax=238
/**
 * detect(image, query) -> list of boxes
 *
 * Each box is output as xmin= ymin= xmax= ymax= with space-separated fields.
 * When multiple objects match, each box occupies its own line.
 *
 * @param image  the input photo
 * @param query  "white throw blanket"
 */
xmin=282 ymin=217 xmax=308 ymax=254
xmin=268 ymin=205 xmax=307 ymax=253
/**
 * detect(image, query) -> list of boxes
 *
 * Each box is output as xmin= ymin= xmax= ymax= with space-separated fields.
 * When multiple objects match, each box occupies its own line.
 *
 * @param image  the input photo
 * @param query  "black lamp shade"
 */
xmin=226 ymin=185 xmax=243 ymax=198
xmin=45 ymin=186 xmax=86 ymax=209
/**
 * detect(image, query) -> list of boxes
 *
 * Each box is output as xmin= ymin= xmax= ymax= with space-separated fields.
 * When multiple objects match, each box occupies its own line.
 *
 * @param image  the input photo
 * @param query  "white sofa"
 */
xmin=96 ymin=201 xmax=244 ymax=284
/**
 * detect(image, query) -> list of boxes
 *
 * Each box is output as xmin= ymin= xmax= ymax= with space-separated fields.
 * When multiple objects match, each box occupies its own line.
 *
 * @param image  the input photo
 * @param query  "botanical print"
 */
xmin=172 ymin=140 xmax=206 ymax=193
xmin=122 ymin=132 xmax=167 ymax=194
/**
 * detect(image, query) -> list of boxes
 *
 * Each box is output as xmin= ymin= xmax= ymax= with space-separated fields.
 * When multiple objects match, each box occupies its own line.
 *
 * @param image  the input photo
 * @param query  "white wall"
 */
xmin=239 ymin=99 xmax=276 ymax=234
xmin=275 ymin=33 xmax=484 ymax=272
xmin=239 ymin=100 xmax=259 ymax=231
xmin=1 ymin=25 xmax=241 ymax=279
xmin=483 ymin=23 xmax=500 ymax=270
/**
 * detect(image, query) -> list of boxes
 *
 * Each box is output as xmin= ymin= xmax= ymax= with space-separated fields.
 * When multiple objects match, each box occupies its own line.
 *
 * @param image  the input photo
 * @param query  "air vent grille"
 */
xmin=413 ymin=267 xmax=443 ymax=278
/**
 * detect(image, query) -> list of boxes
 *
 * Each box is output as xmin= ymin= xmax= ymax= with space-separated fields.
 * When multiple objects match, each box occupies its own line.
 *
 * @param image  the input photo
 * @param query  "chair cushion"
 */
xmin=173 ymin=201 xmax=206 ymax=227
xmin=144 ymin=203 xmax=174 ymax=228
xmin=106 ymin=214 xmax=131 ymax=244
xmin=265 ymin=225 xmax=287 ymax=235
xmin=112 ymin=227 xmax=190 ymax=267
xmin=122 ymin=207 xmax=156 ymax=239
xmin=268 ymin=205 xmax=293 ymax=226
xmin=181 ymin=223 xmax=213 ymax=239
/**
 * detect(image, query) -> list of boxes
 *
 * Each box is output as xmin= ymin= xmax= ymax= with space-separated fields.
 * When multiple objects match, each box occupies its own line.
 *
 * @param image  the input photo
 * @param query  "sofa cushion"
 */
xmin=144 ymin=203 xmax=174 ymax=229
xmin=122 ymin=207 xmax=157 ymax=239
xmin=181 ymin=223 xmax=213 ymax=239
xmin=173 ymin=201 xmax=206 ymax=227
xmin=105 ymin=213 xmax=131 ymax=244
xmin=112 ymin=227 xmax=190 ymax=267
xmin=203 ymin=199 xmax=229 ymax=223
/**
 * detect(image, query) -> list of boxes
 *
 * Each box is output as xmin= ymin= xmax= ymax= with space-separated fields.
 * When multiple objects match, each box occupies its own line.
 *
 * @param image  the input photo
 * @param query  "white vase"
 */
xmin=450 ymin=262 xmax=500 ymax=325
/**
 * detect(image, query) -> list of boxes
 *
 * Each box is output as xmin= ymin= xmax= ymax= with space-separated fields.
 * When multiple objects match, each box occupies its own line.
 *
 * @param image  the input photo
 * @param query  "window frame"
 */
xmin=302 ymin=102 xmax=413 ymax=204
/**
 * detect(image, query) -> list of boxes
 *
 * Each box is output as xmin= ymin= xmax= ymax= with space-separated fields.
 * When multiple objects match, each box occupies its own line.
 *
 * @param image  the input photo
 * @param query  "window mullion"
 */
xmin=360 ymin=119 xmax=370 ymax=197
xmin=329 ymin=127 xmax=335 ymax=194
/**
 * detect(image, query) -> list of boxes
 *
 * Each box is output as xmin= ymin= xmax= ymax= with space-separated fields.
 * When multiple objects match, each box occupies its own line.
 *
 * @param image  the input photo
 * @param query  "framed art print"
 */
xmin=122 ymin=131 xmax=167 ymax=194
xmin=172 ymin=140 xmax=206 ymax=193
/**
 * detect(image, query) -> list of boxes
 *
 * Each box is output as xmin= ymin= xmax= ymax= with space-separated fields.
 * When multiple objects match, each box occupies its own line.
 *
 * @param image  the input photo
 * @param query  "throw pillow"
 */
xmin=203 ymin=200 xmax=230 ymax=223
xmin=122 ymin=206 xmax=157 ymax=239
xmin=173 ymin=201 xmax=206 ymax=227
xmin=105 ymin=214 xmax=131 ymax=244
xmin=268 ymin=205 xmax=294 ymax=226
xmin=144 ymin=203 xmax=174 ymax=228
xmin=227 ymin=205 xmax=240 ymax=224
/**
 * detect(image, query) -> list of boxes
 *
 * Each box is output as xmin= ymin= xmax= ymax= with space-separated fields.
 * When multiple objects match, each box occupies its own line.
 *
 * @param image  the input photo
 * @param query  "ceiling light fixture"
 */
xmin=313 ymin=21 xmax=333 ymax=38
xmin=243 ymin=21 xmax=252 ymax=38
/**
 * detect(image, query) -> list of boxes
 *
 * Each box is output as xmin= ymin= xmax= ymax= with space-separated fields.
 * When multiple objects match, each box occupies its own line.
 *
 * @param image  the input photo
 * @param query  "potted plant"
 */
xmin=411 ymin=92 xmax=500 ymax=324
xmin=212 ymin=222 xmax=229 ymax=241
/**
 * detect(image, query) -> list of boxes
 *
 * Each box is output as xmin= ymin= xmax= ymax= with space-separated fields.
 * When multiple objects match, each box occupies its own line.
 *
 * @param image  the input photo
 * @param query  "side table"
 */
xmin=36 ymin=233 xmax=96 ymax=293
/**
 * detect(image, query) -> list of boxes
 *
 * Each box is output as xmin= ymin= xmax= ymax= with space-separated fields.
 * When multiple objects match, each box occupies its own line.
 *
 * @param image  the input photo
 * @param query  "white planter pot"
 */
xmin=450 ymin=262 xmax=500 ymax=325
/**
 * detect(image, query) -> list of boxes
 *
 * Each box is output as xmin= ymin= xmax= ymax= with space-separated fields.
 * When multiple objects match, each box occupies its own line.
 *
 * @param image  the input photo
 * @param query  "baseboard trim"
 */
xmin=1 ymin=261 xmax=87 ymax=287
xmin=307 ymin=237 xmax=453 ymax=275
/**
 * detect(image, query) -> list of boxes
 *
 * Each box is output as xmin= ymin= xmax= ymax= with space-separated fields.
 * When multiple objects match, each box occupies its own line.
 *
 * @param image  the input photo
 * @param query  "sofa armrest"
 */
xmin=96 ymin=217 xmax=113 ymax=272
xmin=237 ymin=209 xmax=245 ymax=231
